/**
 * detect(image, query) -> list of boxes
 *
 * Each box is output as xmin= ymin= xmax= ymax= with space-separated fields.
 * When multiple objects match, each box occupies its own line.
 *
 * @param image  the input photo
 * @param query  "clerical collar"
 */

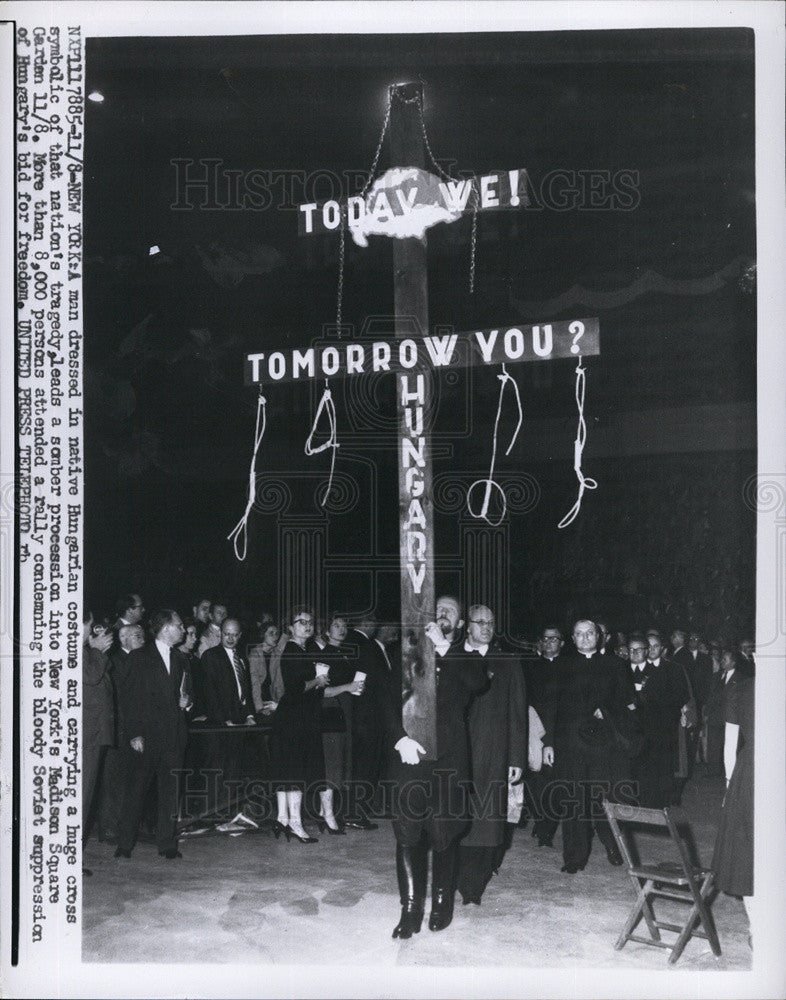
xmin=465 ymin=640 xmax=489 ymax=656
xmin=581 ymin=651 xmax=595 ymax=659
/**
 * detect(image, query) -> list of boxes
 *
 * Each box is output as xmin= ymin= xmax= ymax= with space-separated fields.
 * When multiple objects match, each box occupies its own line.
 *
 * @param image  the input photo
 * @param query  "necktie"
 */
xmin=231 ymin=650 xmax=245 ymax=700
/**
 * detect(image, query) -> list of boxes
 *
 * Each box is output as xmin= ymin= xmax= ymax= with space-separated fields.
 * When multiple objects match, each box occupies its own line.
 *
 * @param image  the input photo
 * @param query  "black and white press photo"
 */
xmin=2 ymin=3 xmax=785 ymax=999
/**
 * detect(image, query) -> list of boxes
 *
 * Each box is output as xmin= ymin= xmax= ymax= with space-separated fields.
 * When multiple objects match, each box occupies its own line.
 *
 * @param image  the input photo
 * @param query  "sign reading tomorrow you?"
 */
xmin=244 ymin=319 xmax=600 ymax=385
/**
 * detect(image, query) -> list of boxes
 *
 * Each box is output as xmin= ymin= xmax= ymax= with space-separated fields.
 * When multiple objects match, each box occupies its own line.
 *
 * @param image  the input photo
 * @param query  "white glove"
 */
xmin=395 ymin=735 xmax=426 ymax=765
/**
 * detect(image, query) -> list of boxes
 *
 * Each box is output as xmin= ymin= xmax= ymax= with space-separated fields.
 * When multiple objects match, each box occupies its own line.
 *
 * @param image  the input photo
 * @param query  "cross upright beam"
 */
xmin=389 ymin=82 xmax=437 ymax=758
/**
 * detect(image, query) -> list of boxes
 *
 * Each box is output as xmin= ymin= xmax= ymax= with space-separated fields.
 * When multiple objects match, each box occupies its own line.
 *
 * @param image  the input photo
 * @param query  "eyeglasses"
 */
xmin=470 ymin=619 xmax=495 ymax=628
xmin=293 ymin=618 xmax=313 ymax=626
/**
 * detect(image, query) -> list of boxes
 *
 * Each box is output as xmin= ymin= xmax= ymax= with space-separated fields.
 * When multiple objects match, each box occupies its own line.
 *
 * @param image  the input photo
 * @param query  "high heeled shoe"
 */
xmin=270 ymin=820 xmax=287 ymax=840
xmin=285 ymin=825 xmax=317 ymax=844
xmin=316 ymin=817 xmax=345 ymax=835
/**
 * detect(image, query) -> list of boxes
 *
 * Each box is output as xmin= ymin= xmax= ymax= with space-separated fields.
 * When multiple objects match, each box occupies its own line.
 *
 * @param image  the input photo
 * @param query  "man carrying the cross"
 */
xmin=389 ymin=596 xmax=489 ymax=938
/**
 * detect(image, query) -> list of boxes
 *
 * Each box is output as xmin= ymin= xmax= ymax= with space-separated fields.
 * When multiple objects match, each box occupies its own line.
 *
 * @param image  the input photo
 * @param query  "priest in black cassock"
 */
xmin=540 ymin=619 xmax=636 ymax=874
xmin=456 ymin=605 xmax=527 ymax=905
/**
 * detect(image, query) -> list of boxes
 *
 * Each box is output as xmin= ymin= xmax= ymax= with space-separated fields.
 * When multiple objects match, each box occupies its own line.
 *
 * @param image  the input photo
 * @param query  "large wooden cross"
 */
xmin=244 ymin=83 xmax=599 ymax=758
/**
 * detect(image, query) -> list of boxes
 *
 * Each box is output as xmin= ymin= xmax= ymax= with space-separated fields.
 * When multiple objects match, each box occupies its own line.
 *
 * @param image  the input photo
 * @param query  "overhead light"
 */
xmin=148 ymin=245 xmax=160 ymax=256
xmin=88 ymin=90 xmax=105 ymax=103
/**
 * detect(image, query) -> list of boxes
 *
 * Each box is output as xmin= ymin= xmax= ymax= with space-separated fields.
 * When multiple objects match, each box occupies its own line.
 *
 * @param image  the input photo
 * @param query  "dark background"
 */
xmin=83 ymin=28 xmax=756 ymax=641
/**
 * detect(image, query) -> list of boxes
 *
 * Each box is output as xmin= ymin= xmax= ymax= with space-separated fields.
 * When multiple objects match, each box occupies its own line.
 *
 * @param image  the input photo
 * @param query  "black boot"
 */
xmin=428 ymin=845 xmax=457 ymax=931
xmin=392 ymin=841 xmax=427 ymax=939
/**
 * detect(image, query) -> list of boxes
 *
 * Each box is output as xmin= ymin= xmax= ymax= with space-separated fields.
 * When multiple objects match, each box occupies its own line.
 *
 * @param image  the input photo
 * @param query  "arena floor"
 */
xmin=82 ymin=767 xmax=750 ymax=972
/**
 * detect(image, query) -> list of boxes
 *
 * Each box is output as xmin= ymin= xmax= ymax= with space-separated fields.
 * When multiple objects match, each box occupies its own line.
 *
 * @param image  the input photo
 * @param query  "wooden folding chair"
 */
xmin=602 ymin=800 xmax=722 ymax=965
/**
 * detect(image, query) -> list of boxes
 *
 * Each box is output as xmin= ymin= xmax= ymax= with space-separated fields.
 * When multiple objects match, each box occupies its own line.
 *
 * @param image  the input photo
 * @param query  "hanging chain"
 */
xmin=411 ymin=92 xmax=454 ymax=182
xmin=411 ymin=89 xmax=477 ymax=293
xmin=469 ymin=192 xmax=479 ymax=295
xmin=336 ymin=218 xmax=345 ymax=331
xmin=360 ymin=92 xmax=393 ymax=197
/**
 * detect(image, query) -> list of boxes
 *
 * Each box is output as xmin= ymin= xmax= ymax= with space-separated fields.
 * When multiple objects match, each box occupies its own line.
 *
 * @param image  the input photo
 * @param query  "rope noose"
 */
xmin=557 ymin=355 xmax=597 ymax=528
xmin=467 ymin=363 xmax=523 ymax=527
xmin=305 ymin=378 xmax=339 ymax=507
xmin=227 ymin=388 xmax=267 ymax=561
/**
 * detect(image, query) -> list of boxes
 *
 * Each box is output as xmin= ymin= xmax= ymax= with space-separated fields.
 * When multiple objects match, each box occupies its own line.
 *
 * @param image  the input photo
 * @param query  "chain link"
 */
xmin=412 ymin=92 xmax=454 ymax=182
xmin=336 ymin=219 xmax=345 ymax=331
xmin=469 ymin=196 xmax=478 ymax=295
xmin=411 ymin=89 xmax=478 ymax=294
xmin=361 ymin=92 xmax=393 ymax=198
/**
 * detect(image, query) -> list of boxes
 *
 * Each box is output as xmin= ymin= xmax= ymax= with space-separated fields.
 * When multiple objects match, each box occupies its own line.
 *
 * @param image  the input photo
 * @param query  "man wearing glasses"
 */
xmin=113 ymin=593 xmax=145 ymax=633
xmin=455 ymin=606 xmax=527 ymax=905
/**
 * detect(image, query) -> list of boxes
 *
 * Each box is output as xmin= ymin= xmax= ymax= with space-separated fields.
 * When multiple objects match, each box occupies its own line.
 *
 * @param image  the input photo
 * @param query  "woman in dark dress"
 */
xmin=270 ymin=607 xmax=330 ymax=842
xmin=712 ymin=649 xmax=754 ymax=929
xmin=313 ymin=612 xmax=364 ymax=832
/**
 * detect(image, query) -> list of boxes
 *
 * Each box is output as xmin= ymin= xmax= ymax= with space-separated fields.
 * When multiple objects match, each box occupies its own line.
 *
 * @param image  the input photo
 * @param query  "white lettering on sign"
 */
xmin=300 ymin=167 xmax=530 ymax=241
xmin=372 ymin=341 xmax=391 ymax=371
xmin=504 ymin=328 xmax=524 ymax=359
xmin=438 ymin=179 xmax=473 ymax=213
xmin=474 ymin=329 xmax=498 ymax=362
xmin=480 ymin=174 xmax=499 ymax=208
xmin=399 ymin=339 xmax=418 ymax=369
xmin=322 ymin=346 xmax=340 ymax=376
xmin=323 ymin=200 xmax=341 ymax=230
xmin=401 ymin=373 xmax=428 ymax=595
xmin=243 ymin=320 xmax=598 ymax=384
xmin=422 ymin=334 xmax=458 ymax=366
xmin=347 ymin=196 xmax=364 ymax=226
xmin=532 ymin=324 xmax=553 ymax=357
xmin=346 ymin=344 xmax=364 ymax=374
xmin=293 ymin=349 xmax=315 ymax=378
xmin=300 ymin=203 xmax=318 ymax=233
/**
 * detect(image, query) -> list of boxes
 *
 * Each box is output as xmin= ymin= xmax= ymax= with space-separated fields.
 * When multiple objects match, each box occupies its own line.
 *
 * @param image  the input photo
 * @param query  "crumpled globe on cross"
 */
xmin=350 ymin=166 xmax=463 ymax=247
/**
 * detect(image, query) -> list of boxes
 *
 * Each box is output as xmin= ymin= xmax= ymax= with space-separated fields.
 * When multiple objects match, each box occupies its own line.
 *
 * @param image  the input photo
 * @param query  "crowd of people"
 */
xmin=82 ymin=591 xmax=755 ymax=939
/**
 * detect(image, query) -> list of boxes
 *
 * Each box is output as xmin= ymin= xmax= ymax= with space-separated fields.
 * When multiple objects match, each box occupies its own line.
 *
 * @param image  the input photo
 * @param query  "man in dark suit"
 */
xmin=199 ymin=619 xmax=256 ymax=816
xmin=115 ymin=609 xmax=192 ymax=859
xmin=672 ymin=627 xmax=713 ymax=714
xmin=738 ymin=638 xmax=756 ymax=675
xmin=201 ymin=619 xmax=256 ymax=726
xmin=628 ymin=633 xmax=690 ymax=807
xmin=541 ymin=619 xmax=636 ymax=874
xmin=344 ymin=615 xmax=390 ymax=829
xmin=98 ymin=623 xmax=145 ymax=842
xmin=83 ymin=610 xmax=115 ymax=874
xmin=526 ymin=626 xmax=565 ymax=847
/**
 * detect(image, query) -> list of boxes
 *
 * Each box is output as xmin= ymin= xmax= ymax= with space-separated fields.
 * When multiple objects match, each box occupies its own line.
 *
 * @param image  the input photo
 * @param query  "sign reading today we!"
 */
xmin=244 ymin=318 xmax=600 ymax=385
xmin=298 ymin=167 xmax=530 ymax=238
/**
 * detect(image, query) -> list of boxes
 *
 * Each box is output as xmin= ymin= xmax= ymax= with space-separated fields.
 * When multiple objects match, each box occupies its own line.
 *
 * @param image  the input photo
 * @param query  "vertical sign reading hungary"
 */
xmin=389 ymin=83 xmax=436 ymax=756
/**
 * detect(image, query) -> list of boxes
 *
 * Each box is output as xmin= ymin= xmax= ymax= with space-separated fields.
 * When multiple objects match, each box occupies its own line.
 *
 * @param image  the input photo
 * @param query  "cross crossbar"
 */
xmin=244 ymin=318 xmax=599 ymax=385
